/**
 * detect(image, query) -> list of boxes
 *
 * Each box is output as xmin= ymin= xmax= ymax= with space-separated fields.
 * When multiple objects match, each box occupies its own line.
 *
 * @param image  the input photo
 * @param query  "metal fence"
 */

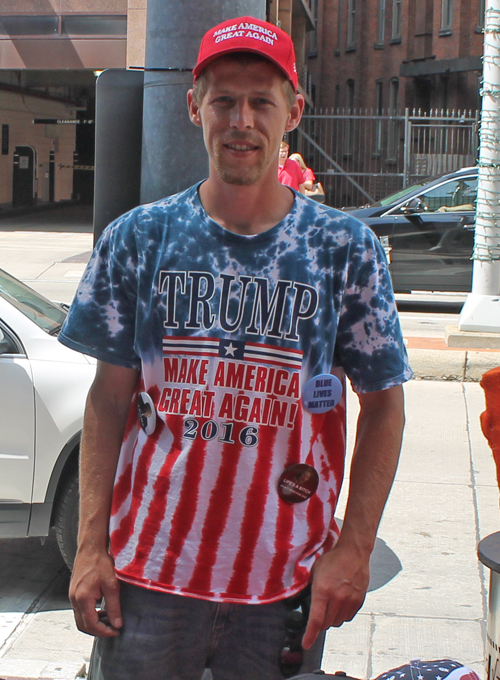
xmin=294 ymin=108 xmax=480 ymax=208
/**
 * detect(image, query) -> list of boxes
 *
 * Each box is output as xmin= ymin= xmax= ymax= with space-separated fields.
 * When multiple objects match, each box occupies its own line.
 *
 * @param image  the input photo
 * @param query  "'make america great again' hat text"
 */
xmin=193 ymin=16 xmax=298 ymax=92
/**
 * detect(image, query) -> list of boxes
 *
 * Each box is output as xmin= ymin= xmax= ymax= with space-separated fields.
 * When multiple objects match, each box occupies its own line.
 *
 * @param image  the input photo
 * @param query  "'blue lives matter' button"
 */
xmin=302 ymin=374 xmax=343 ymax=414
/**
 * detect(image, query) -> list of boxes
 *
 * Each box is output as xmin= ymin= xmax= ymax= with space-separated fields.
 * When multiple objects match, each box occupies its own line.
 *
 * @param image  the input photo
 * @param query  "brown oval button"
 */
xmin=278 ymin=464 xmax=319 ymax=503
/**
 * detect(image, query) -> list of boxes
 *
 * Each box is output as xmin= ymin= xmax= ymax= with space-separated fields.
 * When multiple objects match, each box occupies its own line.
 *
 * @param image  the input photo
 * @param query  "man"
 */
xmin=59 ymin=15 xmax=411 ymax=680
xmin=278 ymin=140 xmax=305 ymax=193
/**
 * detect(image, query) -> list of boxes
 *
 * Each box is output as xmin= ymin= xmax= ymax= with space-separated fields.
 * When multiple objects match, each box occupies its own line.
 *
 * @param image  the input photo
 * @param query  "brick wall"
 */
xmin=309 ymin=0 xmax=483 ymax=114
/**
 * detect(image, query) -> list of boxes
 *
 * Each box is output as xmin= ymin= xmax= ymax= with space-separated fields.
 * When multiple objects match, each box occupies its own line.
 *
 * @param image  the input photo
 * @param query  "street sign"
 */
xmin=32 ymin=119 xmax=94 ymax=124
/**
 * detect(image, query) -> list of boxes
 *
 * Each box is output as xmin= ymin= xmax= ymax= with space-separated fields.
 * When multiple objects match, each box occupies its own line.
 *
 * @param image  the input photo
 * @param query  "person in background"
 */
xmin=278 ymin=140 xmax=305 ymax=193
xmin=289 ymin=153 xmax=315 ymax=191
xmin=290 ymin=152 xmax=325 ymax=203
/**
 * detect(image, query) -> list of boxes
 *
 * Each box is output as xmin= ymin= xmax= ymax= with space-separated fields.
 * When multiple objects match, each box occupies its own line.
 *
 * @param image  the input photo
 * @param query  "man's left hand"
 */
xmin=302 ymin=543 xmax=370 ymax=649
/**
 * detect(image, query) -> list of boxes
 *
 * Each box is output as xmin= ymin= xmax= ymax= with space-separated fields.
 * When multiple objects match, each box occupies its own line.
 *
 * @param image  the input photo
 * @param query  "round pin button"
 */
xmin=278 ymin=464 xmax=319 ymax=503
xmin=302 ymin=374 xmax=343 ymax=414
xmin=137 ymin=391 xmax=156 ymax=435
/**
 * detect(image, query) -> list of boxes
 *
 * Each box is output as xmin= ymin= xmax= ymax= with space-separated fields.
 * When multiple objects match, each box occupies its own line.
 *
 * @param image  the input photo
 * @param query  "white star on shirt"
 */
xmin=224 ymin=343 xmax=237 ymax=357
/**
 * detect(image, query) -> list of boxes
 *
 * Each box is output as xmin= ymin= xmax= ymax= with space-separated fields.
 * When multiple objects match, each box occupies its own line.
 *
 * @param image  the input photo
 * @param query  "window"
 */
xmin=387 ymin=78 xmax=399 ymax=160
xmin=391 ymin=0 xmax=402 ymax=41
xmin=0 ymin=16 xmax=58 ymax=35
xmin=440 ymin=0 xmax=453 ymax=32
xmin=374 ymin=81 xmax=384 ymax=155
xmin=344 ymin=80 xmax=355 ymax=156
xmin=417 ymin=177 xmax=477 ymax=212
xmin=376 ymin=0 xmax=386 ymax=46
xmin=0 ymin=325 xmax=19 ymax=356
xmin=478 ymin=0 xmax=485 ymax=29
xmin=62 ymin=16 xmax=127 ymax=36
xmin=0 ymin=269 xmax=67 ymax=335
xmin=347 ymin=0 xmax=356 ymax=49
xmin=1 ymin=125 xmax=8 ymax=156
xmin=389 ymin=78 xmax=399 ymax=113
xmin=0 ymin=15 xmax=127 ymax=37
xmin=440 ymin=75 xmax=449 ymax=110
xmin=308 ymin=0 xmax=319 ymax=56
xmin=347 ymin=79 xmax=355 ymax=110
xmin=335 ymin=0 xmax=343 ymax=54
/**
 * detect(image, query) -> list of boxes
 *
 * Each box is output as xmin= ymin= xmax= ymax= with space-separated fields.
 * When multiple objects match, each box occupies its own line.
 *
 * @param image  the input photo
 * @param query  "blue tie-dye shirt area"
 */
xmin=59 ymin=183 xmax=411 ymax=393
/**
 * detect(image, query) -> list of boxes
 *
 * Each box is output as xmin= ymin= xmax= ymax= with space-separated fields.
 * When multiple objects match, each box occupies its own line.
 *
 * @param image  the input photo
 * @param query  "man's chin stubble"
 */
xmin=213 ymin=147 xmax=267 ymax=186
xmin=215 ymin=165 xmax=265 ymax=186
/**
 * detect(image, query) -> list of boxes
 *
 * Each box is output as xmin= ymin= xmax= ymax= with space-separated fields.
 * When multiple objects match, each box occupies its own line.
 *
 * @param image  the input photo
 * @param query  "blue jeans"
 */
xmin=88 ymin=581 xmax=325 ymax=680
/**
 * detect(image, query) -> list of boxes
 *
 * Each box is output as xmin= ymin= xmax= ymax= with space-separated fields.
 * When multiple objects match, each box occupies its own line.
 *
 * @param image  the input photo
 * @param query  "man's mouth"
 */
xmin=224 ymin=142 xmax=259 ymax=152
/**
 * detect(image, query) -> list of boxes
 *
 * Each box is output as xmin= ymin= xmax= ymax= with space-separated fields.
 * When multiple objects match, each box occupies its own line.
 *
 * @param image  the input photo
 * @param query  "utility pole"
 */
xmin=140 ymin=0 xmax=265 ymax=205
xmin=459 ymin=0 xmax=500 ymax=332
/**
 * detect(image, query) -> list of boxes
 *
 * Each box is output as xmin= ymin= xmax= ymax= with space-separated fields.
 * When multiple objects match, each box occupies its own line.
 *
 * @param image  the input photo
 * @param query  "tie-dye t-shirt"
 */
xmin=59 ymin=184 xmax=411 ymax=604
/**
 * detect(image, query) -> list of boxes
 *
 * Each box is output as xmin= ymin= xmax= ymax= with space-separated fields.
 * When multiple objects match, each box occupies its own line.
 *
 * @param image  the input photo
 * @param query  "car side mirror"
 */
xmin=400 ymin=198 xmax=425 ymax=214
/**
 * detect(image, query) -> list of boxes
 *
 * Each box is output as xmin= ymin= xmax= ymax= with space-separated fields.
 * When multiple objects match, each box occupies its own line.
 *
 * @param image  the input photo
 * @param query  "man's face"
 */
xmin=279 ymin=144 xmax=289 ymax=165
xmin=188 ymin=58 xmax=303 ymax=187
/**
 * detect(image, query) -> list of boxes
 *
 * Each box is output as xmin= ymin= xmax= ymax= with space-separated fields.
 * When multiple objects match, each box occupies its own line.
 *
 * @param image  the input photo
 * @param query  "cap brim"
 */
xmin=193 ymin=46 xmax=297 ymax=91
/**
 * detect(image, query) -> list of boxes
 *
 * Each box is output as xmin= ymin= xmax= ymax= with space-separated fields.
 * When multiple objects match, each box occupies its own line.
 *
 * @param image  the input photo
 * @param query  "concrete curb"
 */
xmin=0 ymin=200 xmax=82 ymax=222
xmin=445 ymin=325 xmax=500 ymax=349
xmin=407 ymin=348 xmax=500 ymax=382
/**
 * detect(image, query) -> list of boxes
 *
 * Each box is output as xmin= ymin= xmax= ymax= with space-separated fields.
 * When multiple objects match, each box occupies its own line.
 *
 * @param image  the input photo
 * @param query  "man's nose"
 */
xmin=230 ymin=99 xmax=254 ymax=129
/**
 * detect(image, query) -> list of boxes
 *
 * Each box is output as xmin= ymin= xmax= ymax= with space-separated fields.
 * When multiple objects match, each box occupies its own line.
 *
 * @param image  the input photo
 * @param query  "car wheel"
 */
xmin=54 ymin=469 xmax=79 ymax=570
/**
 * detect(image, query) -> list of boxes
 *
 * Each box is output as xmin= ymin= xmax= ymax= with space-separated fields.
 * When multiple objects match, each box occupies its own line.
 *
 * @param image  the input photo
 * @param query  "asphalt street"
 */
xmin=0 ymin=205 xmax=499 ymax=680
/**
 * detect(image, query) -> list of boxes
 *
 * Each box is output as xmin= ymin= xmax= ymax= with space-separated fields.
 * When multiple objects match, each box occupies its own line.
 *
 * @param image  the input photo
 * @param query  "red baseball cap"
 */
xmin=193 ymin=16 xmax=298 ymax=92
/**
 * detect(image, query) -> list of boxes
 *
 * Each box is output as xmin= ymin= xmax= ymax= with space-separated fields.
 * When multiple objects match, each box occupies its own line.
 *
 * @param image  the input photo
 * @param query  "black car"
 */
xmin=346 ymin=167 xmax=477 ymax=292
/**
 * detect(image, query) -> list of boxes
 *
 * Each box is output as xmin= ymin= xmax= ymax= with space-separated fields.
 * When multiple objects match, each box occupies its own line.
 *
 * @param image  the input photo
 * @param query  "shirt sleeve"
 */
xmin=304 ymin=167 xmax=316 ymax=183
xmin=58 ymin=212 xmax=141 ymax=369
xmin=334 ymin=221 xmax=413 ymax=393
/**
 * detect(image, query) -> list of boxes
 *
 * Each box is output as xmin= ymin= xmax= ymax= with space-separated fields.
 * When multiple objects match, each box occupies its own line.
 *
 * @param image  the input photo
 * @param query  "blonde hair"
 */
xmin=289 ymin=153 xmax=307 ymax=172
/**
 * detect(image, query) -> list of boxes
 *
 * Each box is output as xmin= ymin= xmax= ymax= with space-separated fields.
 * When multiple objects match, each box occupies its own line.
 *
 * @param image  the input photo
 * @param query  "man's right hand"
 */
xmin=69 ymin=549 xmax=123 ymax=637
xmin=70 ymin=362 xmax=139 ymax=637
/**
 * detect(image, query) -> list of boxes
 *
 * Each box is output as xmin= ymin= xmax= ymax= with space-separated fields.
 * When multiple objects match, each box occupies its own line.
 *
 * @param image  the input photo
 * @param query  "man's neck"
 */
xmin=199 ymin=176 xmax=295 ymax=236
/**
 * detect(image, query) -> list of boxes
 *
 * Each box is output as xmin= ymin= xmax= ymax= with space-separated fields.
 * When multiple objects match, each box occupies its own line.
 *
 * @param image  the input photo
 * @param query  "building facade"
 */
xmin=0 ymin=1 xmax=317 ymax=208
xmin=0 ymin=0 xmax=129 ymax=207
xmin=307 ymin=0 xmax=484 ymax=114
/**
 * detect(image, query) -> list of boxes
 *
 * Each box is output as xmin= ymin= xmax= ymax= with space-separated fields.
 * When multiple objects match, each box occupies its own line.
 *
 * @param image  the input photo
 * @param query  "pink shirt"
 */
xmin=278 ymin=158 xmax=304 ymax=191
xmin=303 ymin=167 xmax=316 ymax=183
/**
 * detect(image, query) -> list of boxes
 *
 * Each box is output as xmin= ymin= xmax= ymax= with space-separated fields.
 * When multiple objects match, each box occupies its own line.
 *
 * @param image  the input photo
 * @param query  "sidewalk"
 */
xmin=322 ymin=379 xmax=497 ymax=680
xmin=406 ymin=338 xmax=500 ymax=382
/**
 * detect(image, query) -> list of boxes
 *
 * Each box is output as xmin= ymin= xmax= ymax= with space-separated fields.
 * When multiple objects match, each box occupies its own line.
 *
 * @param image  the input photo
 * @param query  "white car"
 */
xmin=0 ymin=268 xmax=95 ymax=568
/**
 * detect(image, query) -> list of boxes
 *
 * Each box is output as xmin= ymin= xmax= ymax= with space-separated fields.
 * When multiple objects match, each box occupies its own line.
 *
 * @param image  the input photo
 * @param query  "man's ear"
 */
xmin=187 ymin=89 xmax=203 ymax=128
xmin=284 ymin=94 xmax=305 ymax=133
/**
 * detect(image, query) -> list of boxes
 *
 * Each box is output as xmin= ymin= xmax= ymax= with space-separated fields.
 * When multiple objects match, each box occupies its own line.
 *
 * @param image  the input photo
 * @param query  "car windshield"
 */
xmin=0 ymin=269 xmax=67 ymax=334
xmin=371 ymin=181 xmax=428 ymax=207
